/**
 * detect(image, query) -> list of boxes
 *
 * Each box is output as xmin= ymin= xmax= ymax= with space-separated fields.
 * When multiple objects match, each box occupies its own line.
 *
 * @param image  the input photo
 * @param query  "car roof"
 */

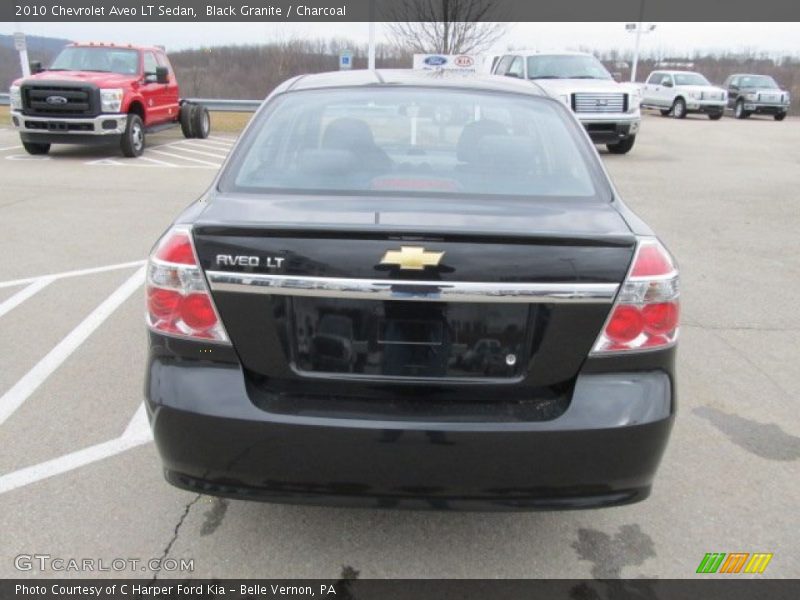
xmin=278 ymin=69 xmax=549 ymax=97
xmin=502 ymin=50 xmax=592 ymax=57
xmin=69 ymin=42 xmax=162 ymax=52
xmin=658 ymin=70 xmax=703 ymax=75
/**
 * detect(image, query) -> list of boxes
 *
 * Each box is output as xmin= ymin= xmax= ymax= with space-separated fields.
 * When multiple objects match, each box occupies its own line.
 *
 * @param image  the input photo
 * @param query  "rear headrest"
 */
xmin=322 ymin=118 xmax=378 ymax=152
xmin=456 ymin=119 xmax=509 ymax=163
xmin=468 ymin=135 xmax=538 ymax=171
xmin=297 ymin=149 xmax=358 ymax=176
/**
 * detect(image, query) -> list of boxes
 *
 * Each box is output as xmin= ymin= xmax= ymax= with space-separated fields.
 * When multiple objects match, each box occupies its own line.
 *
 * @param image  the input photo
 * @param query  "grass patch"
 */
xmin=210 ymin=111 xmax=253 ymax=134
xmin=0 ymin=105 xmax=9 ymax=122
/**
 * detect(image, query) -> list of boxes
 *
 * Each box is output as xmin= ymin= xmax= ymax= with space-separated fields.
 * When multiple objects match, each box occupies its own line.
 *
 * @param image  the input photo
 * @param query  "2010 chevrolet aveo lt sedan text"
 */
xmin=144 ymin=70 xmax=678 ymax=511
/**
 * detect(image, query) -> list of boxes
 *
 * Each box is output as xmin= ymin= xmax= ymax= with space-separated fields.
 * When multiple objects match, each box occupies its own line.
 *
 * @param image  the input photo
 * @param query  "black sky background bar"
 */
xmin=3 ymin=579 xmax=800 ymax=599
xmin=4 ymin=0 xmax=800 ymax=22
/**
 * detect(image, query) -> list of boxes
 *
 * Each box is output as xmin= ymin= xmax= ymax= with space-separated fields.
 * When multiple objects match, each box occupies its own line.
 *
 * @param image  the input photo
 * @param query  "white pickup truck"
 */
xmin=641 ymin=70 xmax=727 ymax=120
xmin=491 ymin=51 xmax=641 ymax=154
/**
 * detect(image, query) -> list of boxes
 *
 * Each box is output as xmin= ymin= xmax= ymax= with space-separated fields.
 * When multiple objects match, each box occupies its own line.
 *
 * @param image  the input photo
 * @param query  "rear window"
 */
xmin=221 ymin=87 xmax=604 ymax=201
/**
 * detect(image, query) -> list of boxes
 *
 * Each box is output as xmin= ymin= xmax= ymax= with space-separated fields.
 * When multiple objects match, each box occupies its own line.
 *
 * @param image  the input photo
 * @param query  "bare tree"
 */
xmin=384 ymin=0 xmax=507 ymax=55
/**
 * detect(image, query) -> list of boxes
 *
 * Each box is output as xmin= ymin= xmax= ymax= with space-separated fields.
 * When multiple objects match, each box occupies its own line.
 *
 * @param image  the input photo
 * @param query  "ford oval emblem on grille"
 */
xmin=595 ymin=98 xmax=609 ymax=107
xmin=46 ymin=96 xmax=68 ymax=105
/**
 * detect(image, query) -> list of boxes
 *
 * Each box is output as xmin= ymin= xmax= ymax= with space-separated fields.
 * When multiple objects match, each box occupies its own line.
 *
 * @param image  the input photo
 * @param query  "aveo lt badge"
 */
xmin=380 ymin=247 xmax=444 ymax=270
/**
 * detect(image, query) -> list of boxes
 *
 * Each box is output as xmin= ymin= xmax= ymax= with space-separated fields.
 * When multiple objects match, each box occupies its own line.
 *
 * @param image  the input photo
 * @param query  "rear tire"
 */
xmin=672 ymin=98 xmax=687 ymax=119
xmin=606 ymin=135 xmax=636 ymax=155
xmin=191 ymin=105 xmax=211 ymax=139
xmin=774 ymin=113 xmax=787 ymax=121
xmin=708 ymin=111 xmax=723 ymax=121
xmin=180 ymin=103 xmax=195 ymax=138
xmin=734 ymin=100 xmax=749 ymax=120
xmin=120 ymin=114 xmax=145 ymax=158
xmin=22 ymin=140 xmax=50 ymax=155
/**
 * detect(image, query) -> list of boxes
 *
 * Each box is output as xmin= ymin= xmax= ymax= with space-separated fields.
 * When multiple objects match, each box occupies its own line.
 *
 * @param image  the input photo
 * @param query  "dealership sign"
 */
xmin=413 ymin=54 xmax=477 ymax=73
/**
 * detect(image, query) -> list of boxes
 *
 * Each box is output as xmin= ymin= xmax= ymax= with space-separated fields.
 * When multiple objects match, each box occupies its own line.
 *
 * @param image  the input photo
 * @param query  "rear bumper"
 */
xmin=11 ymin=110 xmax=127 ymax=144
xmin=146 ymin=357 xmax=675 ymax=510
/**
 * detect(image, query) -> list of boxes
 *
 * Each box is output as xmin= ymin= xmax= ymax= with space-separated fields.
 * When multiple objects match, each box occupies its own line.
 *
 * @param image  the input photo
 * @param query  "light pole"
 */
xmin=626 ymin=1 xmax=656 ymax=84
xmin=367 ymin=0 xmax=376 ymax=70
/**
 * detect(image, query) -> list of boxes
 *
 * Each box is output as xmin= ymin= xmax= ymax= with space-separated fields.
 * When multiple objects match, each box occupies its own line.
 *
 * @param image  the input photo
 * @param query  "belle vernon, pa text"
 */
xmin=16 ymin=583 xmax=338 ymax=597
xmin=33 ymin=4 xmax=348 ymax=18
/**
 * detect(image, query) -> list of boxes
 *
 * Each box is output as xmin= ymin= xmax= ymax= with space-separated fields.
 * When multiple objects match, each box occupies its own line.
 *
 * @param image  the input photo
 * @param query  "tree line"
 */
xmin=2 ymin=37 xmax=798 ymax=115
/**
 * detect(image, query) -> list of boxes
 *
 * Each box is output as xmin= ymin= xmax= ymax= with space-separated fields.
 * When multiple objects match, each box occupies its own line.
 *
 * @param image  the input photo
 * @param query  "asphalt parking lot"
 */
xmin=0 ymin=113 xmax=798 ymax=579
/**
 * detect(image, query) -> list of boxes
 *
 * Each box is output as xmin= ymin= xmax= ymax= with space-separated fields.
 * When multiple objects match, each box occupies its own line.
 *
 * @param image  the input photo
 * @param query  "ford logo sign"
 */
xmin=423 ymin=56 xmax=448 ymax=66
xmin=46 ymin=96 xmax=68 ymax=105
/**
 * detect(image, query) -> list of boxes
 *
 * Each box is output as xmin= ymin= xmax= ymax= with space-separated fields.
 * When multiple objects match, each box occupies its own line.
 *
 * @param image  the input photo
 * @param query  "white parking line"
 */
xmin=0 ymin=266 xmax=145 ymax=426
xmin=0 ymin=259 xmax=145 ymax=289
xmin=165 ymin=143 xmax=229 ymax=160
xmin=0 ymin=402 xmax=152 ymax=495
xmin=0 ymin=277 xmax=54 ymax=319
xmin=148 ymin=148 xmax=221 ymax=167
xmin=198 ymin=139 xmax=234 ymax=149
xmin=209 ymin=135 xmax=237 ymax=143
xmin=177 ymin=140 xmax=231 ymax=155
xmin=0 ymin=145 xmax=22 ymax=153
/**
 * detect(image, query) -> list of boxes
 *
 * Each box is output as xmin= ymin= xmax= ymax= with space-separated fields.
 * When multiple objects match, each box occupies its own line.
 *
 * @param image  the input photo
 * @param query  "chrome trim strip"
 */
xmin=206 ymin=271 xmax=619 ymax=304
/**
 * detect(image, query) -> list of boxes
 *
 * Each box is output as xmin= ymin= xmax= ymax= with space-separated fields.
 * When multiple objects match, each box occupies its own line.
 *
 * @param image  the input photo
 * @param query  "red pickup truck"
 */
xmin=9 ymin=42 xmax=209 ymax=157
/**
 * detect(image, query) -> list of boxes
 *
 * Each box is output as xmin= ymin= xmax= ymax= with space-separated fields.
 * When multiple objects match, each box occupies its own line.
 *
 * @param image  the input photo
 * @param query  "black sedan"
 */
xmin=145 ymin=70 xmax=678 ymax=510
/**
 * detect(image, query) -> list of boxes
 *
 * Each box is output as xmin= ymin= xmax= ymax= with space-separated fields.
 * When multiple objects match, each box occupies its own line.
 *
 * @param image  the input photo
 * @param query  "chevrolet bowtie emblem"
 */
xmin=380 ymin=246 xmax=444 ymax=270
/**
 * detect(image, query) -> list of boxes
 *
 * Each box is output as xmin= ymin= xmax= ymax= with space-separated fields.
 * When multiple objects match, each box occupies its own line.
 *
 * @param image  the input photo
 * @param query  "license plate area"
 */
xmin=290 ymin=297 xmax=530 ymax=379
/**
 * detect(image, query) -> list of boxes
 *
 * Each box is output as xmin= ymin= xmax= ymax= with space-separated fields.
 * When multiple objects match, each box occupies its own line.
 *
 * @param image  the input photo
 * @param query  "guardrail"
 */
xmin=187 ymin=98 xmax=261 ymax=112
xmin=0 ymin=95 xmax=260 ymax=111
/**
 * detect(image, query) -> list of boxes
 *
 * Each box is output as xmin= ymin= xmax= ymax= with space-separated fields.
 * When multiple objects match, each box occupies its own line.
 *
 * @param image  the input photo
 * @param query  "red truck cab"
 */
xmin=9 ymin=42 xmax=209 ymax=157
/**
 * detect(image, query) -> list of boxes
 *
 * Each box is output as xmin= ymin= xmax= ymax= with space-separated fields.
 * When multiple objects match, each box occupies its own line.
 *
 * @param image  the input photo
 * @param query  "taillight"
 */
xmin=146 ymin=227 xmax=229 ymax=343
xmin=592 ymin=237 xmax=679 ymax=354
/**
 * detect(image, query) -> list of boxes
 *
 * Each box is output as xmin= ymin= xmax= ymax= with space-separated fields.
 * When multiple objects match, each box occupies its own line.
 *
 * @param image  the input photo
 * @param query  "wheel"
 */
xmin=191 ymin=105 xmax=210 ymax=139
xmin=180 ymin=103 xmax=194 ymax=138
xmin=671 ymin=98 xmax=687 ymax=119
xmin=22 ymin=140 xmax=50 ymax=155
xmin=606 ymin=135 xmax=636 ymax=155
xmin=774 ymin=113 xmax=787 ymax=121
xmin=659 ymin=109 xmax=671 ymax=116
xmin=708 ymin=111 xmax=723 ymax=121
xmin=734 ymin=100 xmax=749 ymax=119
xmin=120 ymin=114 xmax=145 ymax=157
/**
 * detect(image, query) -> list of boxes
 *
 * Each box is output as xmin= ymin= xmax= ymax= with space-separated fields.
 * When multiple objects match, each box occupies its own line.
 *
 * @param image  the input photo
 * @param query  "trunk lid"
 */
xmin=192 ymin=194 xmax=634 ymax=405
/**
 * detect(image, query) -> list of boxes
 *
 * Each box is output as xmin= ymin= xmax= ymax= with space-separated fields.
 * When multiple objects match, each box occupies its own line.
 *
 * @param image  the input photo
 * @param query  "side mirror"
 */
xmin=612 ymin=72 xmax=622 ymax=82
xmin=505 ymin=72 xmax=521 ymax=79
xmin=30 ymin=61 xmax=43 ymax=74
xmin=663 ymin=80 xmax=674 ymax=88
xmin=155 ymin=66 xmax=169 ymax=84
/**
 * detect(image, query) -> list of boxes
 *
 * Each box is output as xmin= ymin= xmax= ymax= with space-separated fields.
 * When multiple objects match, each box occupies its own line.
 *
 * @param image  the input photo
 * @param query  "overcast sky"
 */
xmin=3 ymin=22 xmax=799 ymax=57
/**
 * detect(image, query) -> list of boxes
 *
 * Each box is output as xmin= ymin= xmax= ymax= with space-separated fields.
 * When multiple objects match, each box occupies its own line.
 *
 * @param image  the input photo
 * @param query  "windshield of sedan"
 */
xmin=738 ymin=75 xmax=779 ymax=89
xmin=50 ymin=47 xmax=139 ymax=75
xmin=222 ymin=88 xmax=602 ymax=200
xmin=527 ymin=55 xmax=612 ymax=80
xmin=674 ymin=73 xmax=711 ymax=86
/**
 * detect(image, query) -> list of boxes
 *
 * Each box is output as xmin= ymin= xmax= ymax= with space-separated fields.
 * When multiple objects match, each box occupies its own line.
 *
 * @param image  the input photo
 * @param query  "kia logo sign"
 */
xmin=423 ymin=55 xmax=448 ymax=66
xmin=454 ymin=56 xmax=474 ymax=67
xmin=46 ymin=96 xmax=68 ymax=105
